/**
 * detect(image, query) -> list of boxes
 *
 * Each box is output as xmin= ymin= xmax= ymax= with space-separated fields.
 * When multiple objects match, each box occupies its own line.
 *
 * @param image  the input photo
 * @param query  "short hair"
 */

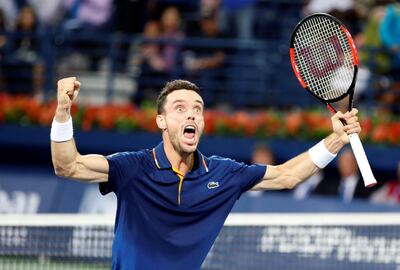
xmin=156 ymin=80 xmax=201 ymax=114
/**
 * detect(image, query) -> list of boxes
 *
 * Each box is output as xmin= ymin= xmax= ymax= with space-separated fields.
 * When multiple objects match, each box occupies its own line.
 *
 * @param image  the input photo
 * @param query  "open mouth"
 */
xmin=183 ymin=125 xmax=196 ymax=140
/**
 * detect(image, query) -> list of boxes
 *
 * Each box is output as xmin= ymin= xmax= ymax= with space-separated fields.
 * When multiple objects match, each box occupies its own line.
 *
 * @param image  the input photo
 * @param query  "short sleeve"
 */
xmin=232 ymin=162 xmax=267 ymax=193
xmin=99 ymin=151 xmax=143 ymax=195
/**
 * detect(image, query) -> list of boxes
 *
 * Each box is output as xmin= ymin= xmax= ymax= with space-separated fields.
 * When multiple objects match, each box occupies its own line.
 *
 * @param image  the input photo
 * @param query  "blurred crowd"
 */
xmin=0 ymin=0 xmax=398 ymax=210
xmin=249 ymin=143 xmax=400 ymax=206
xmin=0 ymin=0 xmax=399 ymax=112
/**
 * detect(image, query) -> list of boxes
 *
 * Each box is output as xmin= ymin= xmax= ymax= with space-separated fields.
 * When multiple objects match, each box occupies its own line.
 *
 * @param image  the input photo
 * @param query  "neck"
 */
xmin=163 ymin=137 xmax=194 ymax=175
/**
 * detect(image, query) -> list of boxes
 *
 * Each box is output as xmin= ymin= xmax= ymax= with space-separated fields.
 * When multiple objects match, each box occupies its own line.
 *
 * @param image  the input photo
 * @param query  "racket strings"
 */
xmin=293 ymin=16 xmax=355 ymax=101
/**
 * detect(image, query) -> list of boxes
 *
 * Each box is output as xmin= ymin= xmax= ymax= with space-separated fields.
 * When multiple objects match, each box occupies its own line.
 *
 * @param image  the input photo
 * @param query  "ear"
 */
xmin=156 ymin=114 xmax=166 ymax=130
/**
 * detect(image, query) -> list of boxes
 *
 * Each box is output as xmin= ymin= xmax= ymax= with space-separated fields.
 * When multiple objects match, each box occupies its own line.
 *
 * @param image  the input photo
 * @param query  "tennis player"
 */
xmin=51 ymin=77 xmax=361 ymax=270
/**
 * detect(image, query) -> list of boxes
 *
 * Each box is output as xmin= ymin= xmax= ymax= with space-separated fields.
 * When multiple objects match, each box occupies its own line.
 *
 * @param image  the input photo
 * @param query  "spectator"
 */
xmin=184 ymin=11 xmax=225 ymax=72
xmin=183 ymin=10 xmax=226 ymax=106
xmin=131 ymin=21 xmax=164 ymax=72
xmin=247 ymin=143 xmax=275 ymax=197
xmin=131 ymin=7 xmax=184 ymax=104
xmin=358 ymin=6 xmax=389 ymax=93
xmin=378 ymin=2 xmax=400 ymax=113
xmin=251 ymin=143 xmax=275 ymax=165
xmin=358 ymin=2 xmax=391 ymax=67
xmin=294 ymin=148 xmax=374 ymax=202
xmin=3 ymin=5 xmax=43 ymax=96
xmin=129 ymin=20 xmax=168 ymax=103
xmin=60 ymin=0 xmax=114 ymax=72
xmin=159 ymin=6 xmax=184 ymax=70
xmin=379 ymin=2 xmax=400 ymax=74
xmin=370 ymin=161 xmax=400 ymax=205
xmin=62 ymin=0 xmax=113 ymax=31
xmin=336 ymin=148 xmax=371 ymax=203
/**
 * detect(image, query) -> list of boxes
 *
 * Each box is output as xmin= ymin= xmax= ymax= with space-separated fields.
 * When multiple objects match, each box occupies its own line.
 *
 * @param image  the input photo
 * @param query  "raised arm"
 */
xmin=51 ymin=77 xmax=109 ymax=183
xmin=252 ymin=109 xmax=361 ymax=190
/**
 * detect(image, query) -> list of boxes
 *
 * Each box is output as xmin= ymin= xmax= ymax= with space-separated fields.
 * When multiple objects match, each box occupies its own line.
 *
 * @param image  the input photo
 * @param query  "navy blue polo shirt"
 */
xmin=100 ymin=142 xmax=266 ymax=270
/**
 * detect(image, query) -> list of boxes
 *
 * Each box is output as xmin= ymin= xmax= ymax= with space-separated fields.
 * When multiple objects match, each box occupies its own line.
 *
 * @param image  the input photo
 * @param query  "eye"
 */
xmin=194 ymin=106 xmax=202 ymax=114
xmin=176 ymin=105 xmax=185 ymax=112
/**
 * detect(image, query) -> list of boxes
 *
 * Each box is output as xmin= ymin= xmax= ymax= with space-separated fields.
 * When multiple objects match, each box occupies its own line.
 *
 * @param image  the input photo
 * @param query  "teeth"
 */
xmin=184 ymin=125 xmax=195 ymax=133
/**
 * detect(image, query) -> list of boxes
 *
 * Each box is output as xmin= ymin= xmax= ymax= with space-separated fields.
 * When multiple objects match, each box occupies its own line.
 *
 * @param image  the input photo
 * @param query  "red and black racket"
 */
xmin=289 ymin=13 xmax=377 ymax=187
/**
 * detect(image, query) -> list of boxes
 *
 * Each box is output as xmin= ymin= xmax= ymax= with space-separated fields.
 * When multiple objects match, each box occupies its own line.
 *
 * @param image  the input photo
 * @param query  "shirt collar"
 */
xmin=153 ymin=142 xmax=209 ymax=176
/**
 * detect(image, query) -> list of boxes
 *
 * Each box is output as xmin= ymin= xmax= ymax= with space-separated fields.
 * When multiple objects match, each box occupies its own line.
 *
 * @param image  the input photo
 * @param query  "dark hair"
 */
xmin=156 ymin=79 xmax=201 ymax=114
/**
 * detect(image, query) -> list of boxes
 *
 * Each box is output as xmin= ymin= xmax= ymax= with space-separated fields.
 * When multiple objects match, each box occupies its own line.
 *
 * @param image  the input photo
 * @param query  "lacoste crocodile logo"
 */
xmin=207 ymin=181 xmax=219 ymax=189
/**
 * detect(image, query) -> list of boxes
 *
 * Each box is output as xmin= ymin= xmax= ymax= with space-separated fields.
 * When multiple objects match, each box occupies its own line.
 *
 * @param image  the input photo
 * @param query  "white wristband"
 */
xmin=50 ymin=117 xmax=73 ymax=142
xmin=308 ymin=139 xmax=337 ymax=169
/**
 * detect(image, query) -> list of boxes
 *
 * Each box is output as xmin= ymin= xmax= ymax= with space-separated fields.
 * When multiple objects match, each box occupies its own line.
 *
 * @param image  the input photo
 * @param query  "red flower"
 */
xmin=0 ymin=94 xmax=398 ymax=145
xmin=285 ymin=111 xmax=303 ymax=136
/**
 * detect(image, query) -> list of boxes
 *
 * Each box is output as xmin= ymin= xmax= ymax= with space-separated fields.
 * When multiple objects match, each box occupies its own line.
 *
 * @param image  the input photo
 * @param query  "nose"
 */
xmin=187 ymin=110 xmax=195 ymax=120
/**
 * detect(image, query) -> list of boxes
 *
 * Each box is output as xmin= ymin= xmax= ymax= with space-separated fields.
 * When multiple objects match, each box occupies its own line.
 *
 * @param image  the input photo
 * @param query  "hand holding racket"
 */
xmin=289 ymin=13 xmax=377 ymax=187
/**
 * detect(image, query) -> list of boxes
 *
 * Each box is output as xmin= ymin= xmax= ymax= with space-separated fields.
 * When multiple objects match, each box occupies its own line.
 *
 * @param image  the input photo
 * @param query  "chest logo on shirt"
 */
xmin=207 ymin=181 xmax=220 ymax=189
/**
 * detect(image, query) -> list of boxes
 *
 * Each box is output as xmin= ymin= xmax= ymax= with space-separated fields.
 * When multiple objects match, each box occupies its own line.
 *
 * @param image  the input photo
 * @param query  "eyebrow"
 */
xmin=172 ymin=99 xmax=204 ymax=106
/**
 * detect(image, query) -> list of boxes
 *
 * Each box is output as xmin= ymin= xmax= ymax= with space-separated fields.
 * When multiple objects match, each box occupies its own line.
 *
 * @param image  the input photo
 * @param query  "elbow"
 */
xmin=52 ymin=161 xmax=76 ymax=178
xmin=53 ymin=166 xmax=71 ymax=178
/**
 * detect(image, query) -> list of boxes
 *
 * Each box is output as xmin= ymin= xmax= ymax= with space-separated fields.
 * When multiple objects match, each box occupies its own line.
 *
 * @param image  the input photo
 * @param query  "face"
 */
xmin=19 ymin=7 xmax=35 ymax=30
xmin=161 ymin=7 xmax=181 ymax=34
xmin=252 ymin=149 xmax=275 ymax=165
xmin=158 ymin=90 xmax=204 ymax=155
xmin=144 ymin=21 xmax=160 ymax=38
xmin=201 ymin=17 xmax=218 ymax=37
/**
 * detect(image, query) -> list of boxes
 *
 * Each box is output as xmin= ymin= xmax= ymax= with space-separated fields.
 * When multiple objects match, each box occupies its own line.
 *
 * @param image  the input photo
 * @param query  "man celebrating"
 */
xmin=51 ymin=77 xmax=361 ymax=269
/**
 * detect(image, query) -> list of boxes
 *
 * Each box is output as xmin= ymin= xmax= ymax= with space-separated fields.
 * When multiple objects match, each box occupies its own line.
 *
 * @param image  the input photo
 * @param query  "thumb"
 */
xmin=332 ymin=111 xmax=345 ymax=122
xmin=72 ymin=81 xmax=81 ymax=101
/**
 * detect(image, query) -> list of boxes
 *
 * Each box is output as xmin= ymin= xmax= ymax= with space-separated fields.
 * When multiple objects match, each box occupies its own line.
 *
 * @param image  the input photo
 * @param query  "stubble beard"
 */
xmin=168 ymin=129 xmax=198 ymax=157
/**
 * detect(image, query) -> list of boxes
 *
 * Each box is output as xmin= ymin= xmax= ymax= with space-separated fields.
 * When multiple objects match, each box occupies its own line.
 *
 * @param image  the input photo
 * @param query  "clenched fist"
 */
xmin=55 ymin=77 xmax=81 ymax=122
xmin=331 ymin=108 xmax=361 ymax=144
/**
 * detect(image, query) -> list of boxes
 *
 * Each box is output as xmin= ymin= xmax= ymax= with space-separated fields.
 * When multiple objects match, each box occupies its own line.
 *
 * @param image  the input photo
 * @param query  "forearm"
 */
xmin=280 ymin=151 xmax=319 ymax=189
xmin=51 ymin=103 xmax=77 ymax=174
xmin=51 ymin=77 xmax=109 ymax=182
xmin=283 ymin=133 xmax=344 ymax=185
xmin=323 ymin=133 xmax=345 ymax=154
xmin=280 ymin=133 xmax=342 ymax=170
xmin=51 ymin=138 xmax=79 ymax=177
xmin=254 ymin=133 xmax=344 ymax=190
xmin=254 ymin=110 xmax=360 ymax=191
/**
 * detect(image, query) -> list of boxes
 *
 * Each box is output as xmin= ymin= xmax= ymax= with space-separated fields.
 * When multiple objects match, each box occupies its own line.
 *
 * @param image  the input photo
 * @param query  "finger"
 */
xmin=346 ymin=126 xmax=362 ymax=135
xmin=72 ymin=81 xmax=81 ymax=101
xmin=74 ymin=81 xmax=81 ymax=90
xmin=332 ymin=111 xmax=344 ymax=121
xmin=61 ymin=79 xmax=76 ymax=96
xmin=344 ymin=122 xmax=361 ymax=133
xmin=345 ymin=115 xmax=358 ymax=124
xmin=351 ymin=108 xmax=359 ymax=115
xmin=72 ymin=89 xmax=79 ymax=101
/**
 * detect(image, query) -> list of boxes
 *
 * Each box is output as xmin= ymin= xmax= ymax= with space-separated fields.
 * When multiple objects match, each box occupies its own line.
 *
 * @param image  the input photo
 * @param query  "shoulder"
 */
xmin=206 ymin=155 xmax=246 ymax=171
xmin=107 ymin=149 xmax=152 ymax=165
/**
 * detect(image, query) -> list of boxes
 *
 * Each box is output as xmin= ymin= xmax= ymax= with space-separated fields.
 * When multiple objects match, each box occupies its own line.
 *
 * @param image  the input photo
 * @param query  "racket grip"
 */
xmin=348 ymin=133 xmax=377 ymax=187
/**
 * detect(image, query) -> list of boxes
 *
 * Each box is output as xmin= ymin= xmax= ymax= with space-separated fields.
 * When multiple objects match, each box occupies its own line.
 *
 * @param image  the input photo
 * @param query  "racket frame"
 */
xmin=289 ymin=13 xmax=358 ymax=112
xmin=289 ymin=13 xmax=377 ymax=187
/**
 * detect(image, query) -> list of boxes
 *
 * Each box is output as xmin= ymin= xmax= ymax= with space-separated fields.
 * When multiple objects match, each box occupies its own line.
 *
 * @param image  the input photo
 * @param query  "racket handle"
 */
xmin=348 ymin=133 xmax=377 ymax=187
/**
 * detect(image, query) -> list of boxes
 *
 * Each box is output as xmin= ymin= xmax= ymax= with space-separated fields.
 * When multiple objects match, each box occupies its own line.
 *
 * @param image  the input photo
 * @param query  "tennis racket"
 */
xmin=289 ymin=13 xmax=377 ymax=187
